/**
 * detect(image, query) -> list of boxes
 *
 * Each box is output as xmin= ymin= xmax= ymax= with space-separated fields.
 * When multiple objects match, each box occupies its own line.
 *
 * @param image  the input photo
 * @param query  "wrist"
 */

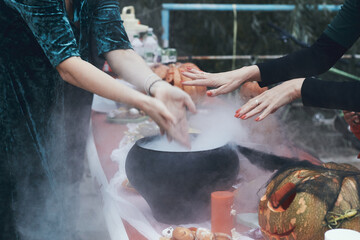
xmin=149 ymin=80 xmax=171 ymax=96
xmin=144 ymin=73 xmax=163 ymax=95
xmin=241 ymin=65 xmax=261 ymax=82
xmin=134 ymin=93 xmax=152 ymax=111
xmin=232 ymin=65 xmax=261 ymax=86
xmin=290 ymin=78 xmax=305 ymax=100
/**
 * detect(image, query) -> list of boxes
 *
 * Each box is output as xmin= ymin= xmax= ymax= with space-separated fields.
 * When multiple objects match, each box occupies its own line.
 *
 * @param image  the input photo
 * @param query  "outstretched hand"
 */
xmin=182 ymin=65 xmax=261 ymax=97
xmin=150 ymin=81 xmax=197 ymax=148
xmin=235 ymin=78 xmax=305 ymax=122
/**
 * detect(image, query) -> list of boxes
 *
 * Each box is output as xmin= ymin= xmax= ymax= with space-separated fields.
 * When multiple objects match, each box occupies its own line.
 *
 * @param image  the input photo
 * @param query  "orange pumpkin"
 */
xmin=239 ymin=81 xmax=267 ymax=101
xmin=152 ymin=64 xmax=169 ymax=80
xmin=258 ymin=162 xmax=360 ymax=240
xmin=152 ymin=62 xmax=206 ymax=104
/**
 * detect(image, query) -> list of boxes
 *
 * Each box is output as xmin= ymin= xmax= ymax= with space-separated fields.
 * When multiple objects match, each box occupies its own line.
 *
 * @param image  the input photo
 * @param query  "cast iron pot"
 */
xmin=125 ymin=135 xmax=239 ymax=224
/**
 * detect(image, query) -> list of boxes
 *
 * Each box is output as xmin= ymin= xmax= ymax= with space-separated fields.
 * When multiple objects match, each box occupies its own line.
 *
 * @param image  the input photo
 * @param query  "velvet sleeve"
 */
xmin=301 ymin=77 xmax=360 ymax=111
xmin=256 ymin=0 xmax=360 ymax=87
xmin=4 ymin=0 xmax=80 ymax=67
xmin=90 ymin=0 xmax=133 ymax=58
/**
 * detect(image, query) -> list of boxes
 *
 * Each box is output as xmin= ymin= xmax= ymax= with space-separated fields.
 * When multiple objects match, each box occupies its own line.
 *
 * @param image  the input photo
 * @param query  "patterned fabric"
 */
xmin=0 ymin=0 xmax=132 ymax=239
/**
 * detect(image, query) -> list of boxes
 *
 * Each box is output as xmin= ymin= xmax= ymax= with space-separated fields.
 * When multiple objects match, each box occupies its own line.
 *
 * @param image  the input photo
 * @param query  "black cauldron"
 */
xmin=125 ymin=135 xmax=239 ymax=224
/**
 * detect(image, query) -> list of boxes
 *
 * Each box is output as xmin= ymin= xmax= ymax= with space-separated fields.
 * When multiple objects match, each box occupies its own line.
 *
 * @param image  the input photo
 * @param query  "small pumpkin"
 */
xmin=239 ymin=81 xmax=267 ymax=101
xmin=152 ymin=62 xmax=206 ymax=104
xmin=152 ymin=64 xmax=170 ymax=80
xmin=258 ymin=162 xmax=360 ymax=240
xmin=178 ymin=63 xmax=207 ymax=103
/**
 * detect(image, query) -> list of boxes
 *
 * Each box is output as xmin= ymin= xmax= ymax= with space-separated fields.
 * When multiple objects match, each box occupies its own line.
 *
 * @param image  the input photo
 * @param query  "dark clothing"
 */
xmin=257 ymin=0 xmax=360 ymax=111
xmin=0 ymin=0 xmax=131 ymax=239
xmin=301 ymin=78 xmax=360 ymax=111
xmin=257 ymin=34 xmax=347 ymax=87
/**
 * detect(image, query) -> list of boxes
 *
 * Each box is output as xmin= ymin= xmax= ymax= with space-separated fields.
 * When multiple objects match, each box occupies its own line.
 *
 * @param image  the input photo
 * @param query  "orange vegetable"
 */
xmin=172 ymin=227 xmax=195 ymax=240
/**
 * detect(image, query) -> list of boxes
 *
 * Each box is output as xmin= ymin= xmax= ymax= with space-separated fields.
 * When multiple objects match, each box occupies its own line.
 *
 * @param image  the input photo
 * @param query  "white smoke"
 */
xmin=141 ymin=97 xmax=250 ymax=152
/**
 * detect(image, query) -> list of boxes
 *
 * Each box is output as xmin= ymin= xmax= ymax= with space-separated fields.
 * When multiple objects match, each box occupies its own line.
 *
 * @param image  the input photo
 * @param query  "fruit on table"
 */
xmin=195 ymin=228 xmax=214 ymax=240
xmin=169 ymin=227 xmax=232 ymax=240
xmin=258 ymin=162 xmax=360 ymax=240
xmin=172 ymin=227 xmax=195 ymax=240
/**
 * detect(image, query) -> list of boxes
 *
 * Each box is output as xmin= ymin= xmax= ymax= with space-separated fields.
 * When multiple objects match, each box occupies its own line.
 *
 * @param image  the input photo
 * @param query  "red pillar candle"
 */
xmin=211 ymin=191 xmax=235 ymax=235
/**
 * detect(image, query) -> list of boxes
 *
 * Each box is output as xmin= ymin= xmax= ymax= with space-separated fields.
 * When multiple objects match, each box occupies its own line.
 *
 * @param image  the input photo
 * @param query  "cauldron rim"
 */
xmin=135 ymin=134 xmax=233 ymax=154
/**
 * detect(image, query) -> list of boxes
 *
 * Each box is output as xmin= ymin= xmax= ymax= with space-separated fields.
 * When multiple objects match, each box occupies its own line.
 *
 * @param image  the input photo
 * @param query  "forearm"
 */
xmin=301 ymin=77 xmax=360 ymax=111
xmin=257 ymin=33 xmax=347 ymax=87
xmin=104 ymin=49 xmax=155 ymax=90
xmin=56 ymin=56 xmax=149 ymax=109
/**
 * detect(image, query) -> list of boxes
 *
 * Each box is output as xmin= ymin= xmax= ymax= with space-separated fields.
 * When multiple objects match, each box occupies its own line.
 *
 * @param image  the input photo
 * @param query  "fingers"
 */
xmin=240 ymin=103 xmax=267 ymax=120
xmin=235 ymin=97 xmax=262 ymax=119
xmin=206 ymin=85 xmax=228 ymax=97
xmin=172 ymin=132 xmax=191 ymax=149
xmin=183 ymin=94 xmax=197 ymax=113
xmin=181 ymin=79 xmax=211 ymax=86
xmin=166 ymin=134 xmax=173 ymax=142
xmin=161 ymin=107 xmax=177 ymax=126
xmin=256 ymin=104 xmax=279 ymax=121
xmin=181 ymin=68 xmax=207 ymax=79
xmin=234 ymin=95 xmax=277 ymax=122
xmin=165 ymin=120 xmax=191 ymax=149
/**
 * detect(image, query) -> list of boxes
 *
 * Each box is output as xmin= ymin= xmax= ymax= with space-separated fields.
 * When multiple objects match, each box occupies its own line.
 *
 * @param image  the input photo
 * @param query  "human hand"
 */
xmin=182 ymin=65 xmax=261 ymax=97
xmin=343 ymin=110 xmax=360 ymax=130
xmin=239 ymin=81 xmax=268 ymax=101
xmin=150 ymin=81 xmax=197 ymax=148
xmin=235 ymin=78 xmax=305 ymax=121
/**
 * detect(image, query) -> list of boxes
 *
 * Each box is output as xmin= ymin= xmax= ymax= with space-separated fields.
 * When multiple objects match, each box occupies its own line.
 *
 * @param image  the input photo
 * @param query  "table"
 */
xmin=88 ymin=110 xmax=322 ymax=240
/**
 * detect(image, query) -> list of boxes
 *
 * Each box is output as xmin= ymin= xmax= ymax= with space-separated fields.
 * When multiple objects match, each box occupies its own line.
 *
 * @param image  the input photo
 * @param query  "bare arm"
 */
xmin=56 ymin=56 xmax=176 ymax=133
xmin=57 ymin=56 xmax=148 ymax=106
xmin=104 ymin=49 xmax=196 ymax=147
xmin=104 ymin=49 xmax=154 ymax=91
xmin=182 ymin=65 xmax=261 ymax=97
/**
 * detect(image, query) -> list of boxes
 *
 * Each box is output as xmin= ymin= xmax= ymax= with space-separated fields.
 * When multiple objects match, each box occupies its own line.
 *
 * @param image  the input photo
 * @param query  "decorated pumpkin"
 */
xmin=152 ymin=63 xmax=207 ymax=103
xmin=258 ymin=161 xmax=360 ymax=240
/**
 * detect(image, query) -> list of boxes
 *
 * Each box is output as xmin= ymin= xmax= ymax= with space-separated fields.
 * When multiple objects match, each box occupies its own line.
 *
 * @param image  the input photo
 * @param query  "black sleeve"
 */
xmin=301 ymin=77 xmax=360 ymax=111
xmin=256 ymin=33 xmax=347 ymax=87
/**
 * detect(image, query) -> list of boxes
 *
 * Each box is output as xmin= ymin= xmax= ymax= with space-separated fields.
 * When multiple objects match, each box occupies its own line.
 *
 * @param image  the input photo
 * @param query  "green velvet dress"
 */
xmin=0 ymin=0 xmax=132 ymax=239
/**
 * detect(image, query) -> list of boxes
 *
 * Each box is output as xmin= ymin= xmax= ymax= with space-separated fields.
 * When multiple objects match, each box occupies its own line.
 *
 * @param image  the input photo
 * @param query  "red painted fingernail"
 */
xmin=255 ymin=117 xmax=260 ymax=121
xmin=240 ymin=115 xmax=246 ymax=119
xmin=234 ymin=113 xmax=240 ymax=118
xmin=207 ymin=91 xmax=212 ymax=96
xmin=236 ymin=108 xmax=241 ymax=113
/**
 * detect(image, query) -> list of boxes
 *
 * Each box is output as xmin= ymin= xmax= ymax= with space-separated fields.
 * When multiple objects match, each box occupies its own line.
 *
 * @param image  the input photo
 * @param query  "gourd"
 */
xmin=152 ymin=63 xmax=207 ymax=103
xmin=258 ymin=162 xmax=360 ymax=240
